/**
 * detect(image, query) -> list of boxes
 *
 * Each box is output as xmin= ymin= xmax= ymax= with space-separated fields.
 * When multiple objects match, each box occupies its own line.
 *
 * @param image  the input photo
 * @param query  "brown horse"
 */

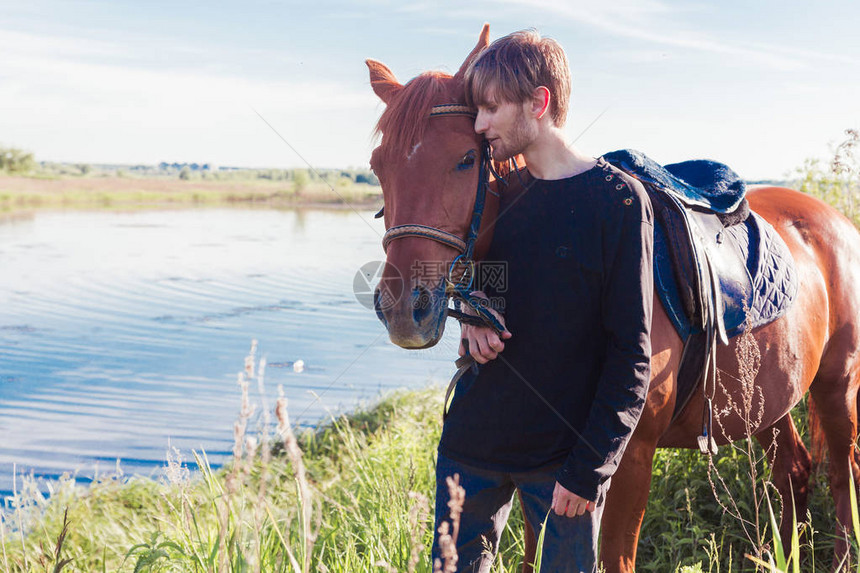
xmin=366 ymin=25 xmax=860 ymax=572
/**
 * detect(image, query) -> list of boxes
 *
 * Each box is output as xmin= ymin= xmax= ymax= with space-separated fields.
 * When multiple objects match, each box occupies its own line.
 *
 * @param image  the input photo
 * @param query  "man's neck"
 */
xmin=522 ymin=127 xmax=596 ymax=181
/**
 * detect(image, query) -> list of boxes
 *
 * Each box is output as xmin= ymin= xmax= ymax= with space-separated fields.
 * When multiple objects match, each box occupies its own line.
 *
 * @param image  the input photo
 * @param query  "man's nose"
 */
xmin=474 ymin=111 xmax=488 ymax=134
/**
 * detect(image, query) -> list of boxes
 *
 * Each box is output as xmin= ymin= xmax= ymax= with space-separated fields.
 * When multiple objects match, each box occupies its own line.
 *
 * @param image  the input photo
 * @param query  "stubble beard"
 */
xmin=490 ymin=107 xmax=538 ymax=162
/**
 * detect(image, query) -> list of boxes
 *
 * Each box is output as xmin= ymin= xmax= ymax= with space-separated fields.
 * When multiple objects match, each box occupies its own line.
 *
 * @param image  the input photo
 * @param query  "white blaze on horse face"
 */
xmin=407 ymin=142 xmax=422 ymax=161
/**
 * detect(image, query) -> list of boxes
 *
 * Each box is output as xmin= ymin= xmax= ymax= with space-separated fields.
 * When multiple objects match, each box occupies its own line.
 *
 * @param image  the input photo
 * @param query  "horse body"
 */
xmin=667 ymin=191 xmax=829 ymax=435
xmin=602 ymin=186 xmax=850 ymax=571
xmin=368 ymin=26 xmax=860 ymax=572
xmin=659 ymin=187 xmax=833 ymax=449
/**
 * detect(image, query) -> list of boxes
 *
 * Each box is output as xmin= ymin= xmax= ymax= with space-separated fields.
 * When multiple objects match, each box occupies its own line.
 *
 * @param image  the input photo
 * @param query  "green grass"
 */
xmin=0 ymin=337 xmax=534 ymax=573
xmin=0 ymin=175 xmax=382 ymax=215
xmin=0 ymin=389 xmax=847 ymax=573
xmin=0 ymin=348 xmax=853 ymax=573
xmin=638 ymin=399 xmax=848 ymax=573
xmin=0 ymin=376 xmax=467 ymax=572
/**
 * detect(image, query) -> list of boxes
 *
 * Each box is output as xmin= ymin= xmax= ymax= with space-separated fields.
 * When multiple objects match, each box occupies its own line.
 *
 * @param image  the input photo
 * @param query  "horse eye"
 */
xmin=456 ymin=150 xmax=477 ymax=171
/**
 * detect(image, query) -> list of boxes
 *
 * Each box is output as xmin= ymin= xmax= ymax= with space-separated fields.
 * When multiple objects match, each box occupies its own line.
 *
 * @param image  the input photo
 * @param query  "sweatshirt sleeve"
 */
xmin=555 ymin=176 xmax=654 ymax=502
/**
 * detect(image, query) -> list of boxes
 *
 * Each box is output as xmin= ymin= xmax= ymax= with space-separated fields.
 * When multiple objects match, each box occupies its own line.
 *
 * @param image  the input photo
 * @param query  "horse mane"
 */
xmin=374 ymin=71 xmax=458 ymax=159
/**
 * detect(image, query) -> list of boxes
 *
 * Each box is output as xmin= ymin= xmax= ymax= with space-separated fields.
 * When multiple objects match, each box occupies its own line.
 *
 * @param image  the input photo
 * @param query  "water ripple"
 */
xmin=0 ymin=209 xmax=458 ymax=497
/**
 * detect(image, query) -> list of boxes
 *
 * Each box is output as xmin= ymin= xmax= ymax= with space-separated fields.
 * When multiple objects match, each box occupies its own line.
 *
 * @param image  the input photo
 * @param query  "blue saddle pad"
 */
xmin=604 ymin=149 xmax=747 ymax=214
xmin=604 ymin=148 xmax=798 ymax=341
xmin=655 ymin=209 xmax=799 ymax=340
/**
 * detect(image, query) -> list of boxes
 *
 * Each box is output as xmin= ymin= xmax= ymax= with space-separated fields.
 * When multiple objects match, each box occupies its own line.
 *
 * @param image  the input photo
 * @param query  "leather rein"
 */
xmin=379 ymin=103 xmax=505 ymax=336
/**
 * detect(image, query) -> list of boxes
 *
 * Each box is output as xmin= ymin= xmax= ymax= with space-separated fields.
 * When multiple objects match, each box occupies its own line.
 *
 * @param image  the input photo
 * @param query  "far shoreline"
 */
xmin=0 ymin=173 xmax=383 ymax=217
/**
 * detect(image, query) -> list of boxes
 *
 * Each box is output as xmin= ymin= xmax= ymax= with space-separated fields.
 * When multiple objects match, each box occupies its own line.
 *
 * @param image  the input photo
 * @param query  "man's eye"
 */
xmin=456 ymin=150 xmax=477 ymax=171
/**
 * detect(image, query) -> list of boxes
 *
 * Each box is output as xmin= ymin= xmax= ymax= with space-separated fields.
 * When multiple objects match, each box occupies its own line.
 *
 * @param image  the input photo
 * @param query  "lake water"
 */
xmin=0 ymin=208 xmax=460 ymax=497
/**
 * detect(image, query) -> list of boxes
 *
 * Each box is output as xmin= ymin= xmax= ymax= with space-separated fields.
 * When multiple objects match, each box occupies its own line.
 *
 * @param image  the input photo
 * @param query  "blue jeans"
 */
xmin=432 ymin=451 xmax=606 ymax=573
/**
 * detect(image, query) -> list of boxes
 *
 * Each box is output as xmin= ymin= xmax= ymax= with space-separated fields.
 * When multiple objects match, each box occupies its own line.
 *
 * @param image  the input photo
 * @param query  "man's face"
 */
xmin=474 ymin=91 xmax=537 ymax=161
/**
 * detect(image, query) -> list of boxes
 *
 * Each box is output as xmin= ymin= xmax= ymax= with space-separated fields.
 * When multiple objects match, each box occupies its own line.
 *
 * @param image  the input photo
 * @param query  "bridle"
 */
xmin=379 ymin=103 xmax=506 ymax=335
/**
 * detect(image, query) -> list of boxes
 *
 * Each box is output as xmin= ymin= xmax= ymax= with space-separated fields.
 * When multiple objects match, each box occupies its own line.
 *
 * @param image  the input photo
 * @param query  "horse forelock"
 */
xmin=374 ymin=71 xmax=462 ymax=160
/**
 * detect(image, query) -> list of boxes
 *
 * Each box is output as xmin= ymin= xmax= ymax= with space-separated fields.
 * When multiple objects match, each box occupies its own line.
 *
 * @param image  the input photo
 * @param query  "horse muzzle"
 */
xmin=374 ymin=281 xmax=448 ymax=349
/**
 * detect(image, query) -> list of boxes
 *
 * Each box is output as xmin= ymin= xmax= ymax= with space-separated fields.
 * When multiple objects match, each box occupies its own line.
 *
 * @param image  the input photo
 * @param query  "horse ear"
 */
xmin=454 ymin=23 xmax=490 ymax=80
xmin=366 ymin=59 xmax=403 ymax=104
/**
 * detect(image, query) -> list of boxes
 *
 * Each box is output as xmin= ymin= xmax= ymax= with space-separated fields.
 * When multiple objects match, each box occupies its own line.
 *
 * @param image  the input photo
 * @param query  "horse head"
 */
xmin=366 ymin=25 xmax=500 ymax=349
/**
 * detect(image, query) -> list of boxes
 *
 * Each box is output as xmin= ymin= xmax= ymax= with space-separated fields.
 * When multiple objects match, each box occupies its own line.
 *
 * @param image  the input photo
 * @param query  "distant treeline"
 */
xmin=6 ymin=135 xmax=859 ymax=224
xmin=47 ymin=162 xmax=380 ymax=188
xmin=0 ymin=146 xmax=36 ymax=174
xmin=151 ymin=162 xmax=379 ymax=186
xmin=0 ymin=145 xmax=379 ymax=187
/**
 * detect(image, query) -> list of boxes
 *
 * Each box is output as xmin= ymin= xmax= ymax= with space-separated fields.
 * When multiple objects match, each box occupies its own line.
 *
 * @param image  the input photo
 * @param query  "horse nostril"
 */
xmin=412 ymin=284 xmax=435 ymax=324
xmin=373 ymin=288 xmax=388 ymax=325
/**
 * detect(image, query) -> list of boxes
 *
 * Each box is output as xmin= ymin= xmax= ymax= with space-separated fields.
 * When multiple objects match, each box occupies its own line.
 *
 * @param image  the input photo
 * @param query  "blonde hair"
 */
xmin=464 ymin=29 xmax=571 ymax=127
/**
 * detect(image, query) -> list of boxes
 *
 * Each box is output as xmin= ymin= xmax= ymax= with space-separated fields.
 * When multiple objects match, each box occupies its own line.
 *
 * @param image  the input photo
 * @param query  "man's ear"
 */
xmin=530 ymin=86 xmax=551 ymax=120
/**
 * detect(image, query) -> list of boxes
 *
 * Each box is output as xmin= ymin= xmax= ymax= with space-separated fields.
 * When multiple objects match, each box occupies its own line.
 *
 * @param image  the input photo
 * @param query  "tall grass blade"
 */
xmin=765 ymin=493 xmax=789 ymax=571
xmin=265 ymin=504 xmax=301 ymax=573
xmin=789 ymin=492 xmax=799 ymax=573
xmin=848 ymin=464 xmax=860 ymax=573
xmin=531 ymin=511 xmax=549 ymax=573
xmin=51 ymin=508 xmax=72 ymax=573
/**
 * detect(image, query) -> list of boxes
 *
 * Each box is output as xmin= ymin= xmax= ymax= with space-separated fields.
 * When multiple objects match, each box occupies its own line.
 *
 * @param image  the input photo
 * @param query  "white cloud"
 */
xmin=498 ymin=0 xmax=855 ymax=72
xmin=0 ymin=30 xmax=378 ymax=167
xmin=0 ymin=29 xmax=126 ymax=61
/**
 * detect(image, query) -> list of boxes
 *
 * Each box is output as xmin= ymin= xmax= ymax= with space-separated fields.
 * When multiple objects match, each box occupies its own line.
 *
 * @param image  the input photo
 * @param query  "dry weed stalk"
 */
xmin=407 ymin=491 xmax=430 ymax=573
xmin=820 ymin=127 xmax=860 ymax=227
xmin=50 ymin=509 xmax=72 ymax=573
xmin=831 ymin=128 xmax=859 ymax=177
xmin=707 ymin=318 xmax=773 ymax=561
xmin=714 ymin=316 xmax=765 ymax=442
xmin=252 ymin=356 xmax=271 ymax=573
xmin=276 ymin=384 xmax=315 ymax=573
xmin=230 ymin=340 xmax=258 ymax=493
xmin=217 ymin=339 xmax=259 ymax=571
xmin=374 ymin=559 xmax=398 ymax=573
xmin=0 ymin=511 xmax=8 ymax=573
xmin=434 ymin=473 xmax=464 ymax=573
xmin=12 ymin=465 xmax=30 ymax=572
xmin=832 ymin=128 xmax=860 ymax=222
xmin=164 ymin=443 xmax=190 ymax=488
xmin=161 ymin=441 xmax=198 ymax=539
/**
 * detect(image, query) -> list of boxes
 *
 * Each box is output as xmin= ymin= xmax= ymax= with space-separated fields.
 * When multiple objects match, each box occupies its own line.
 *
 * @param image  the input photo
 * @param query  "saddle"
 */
xmin=604 ymin=150 xmax=799 ymax=424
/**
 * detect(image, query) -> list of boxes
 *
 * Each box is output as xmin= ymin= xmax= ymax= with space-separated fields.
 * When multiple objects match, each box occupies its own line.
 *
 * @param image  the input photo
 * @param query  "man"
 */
xmin=432 ymin=29 xmax=654 ymax=572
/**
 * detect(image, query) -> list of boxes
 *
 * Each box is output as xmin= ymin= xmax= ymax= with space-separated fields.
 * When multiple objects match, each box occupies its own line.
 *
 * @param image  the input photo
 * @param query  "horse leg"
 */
xmin=521 ymin=490 xmax=537 ymax=573
xmin=599 ymin=425 xmax=663 ymax=573
xmin=600 ymin=299 xmax=680 ymax=573
xmin=809 ymin=366 xmax=860 ymax=565
xmin=754 ymin=412 xmax=812 ymax=554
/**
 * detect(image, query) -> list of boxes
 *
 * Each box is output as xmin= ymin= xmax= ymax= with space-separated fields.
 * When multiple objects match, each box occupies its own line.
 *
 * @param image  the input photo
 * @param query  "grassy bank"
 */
xmin=0 ymin=174 xmax=382 ymax=214
xmin=1 ymin=378 xmax=448 ymax=572
xmin=0 ymin=360 xmax=846 ymax=572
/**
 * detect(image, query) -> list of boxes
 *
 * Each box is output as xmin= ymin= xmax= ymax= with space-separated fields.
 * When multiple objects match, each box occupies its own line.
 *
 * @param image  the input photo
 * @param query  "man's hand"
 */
xmin=551 ymin=481 xmax=596 ymax=517
xmin=458 ymin=291 xmax=512 ymax=364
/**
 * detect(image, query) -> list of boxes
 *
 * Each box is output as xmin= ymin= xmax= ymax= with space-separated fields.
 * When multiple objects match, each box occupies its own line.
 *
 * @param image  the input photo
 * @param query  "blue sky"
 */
xmin=1 ymin=0 xmax=858 ymax=179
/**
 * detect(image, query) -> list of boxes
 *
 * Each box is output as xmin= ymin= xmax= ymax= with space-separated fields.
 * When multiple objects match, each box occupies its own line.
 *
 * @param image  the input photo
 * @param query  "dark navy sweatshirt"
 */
xmin=438 ymin=158 xmax=654 ymax=502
